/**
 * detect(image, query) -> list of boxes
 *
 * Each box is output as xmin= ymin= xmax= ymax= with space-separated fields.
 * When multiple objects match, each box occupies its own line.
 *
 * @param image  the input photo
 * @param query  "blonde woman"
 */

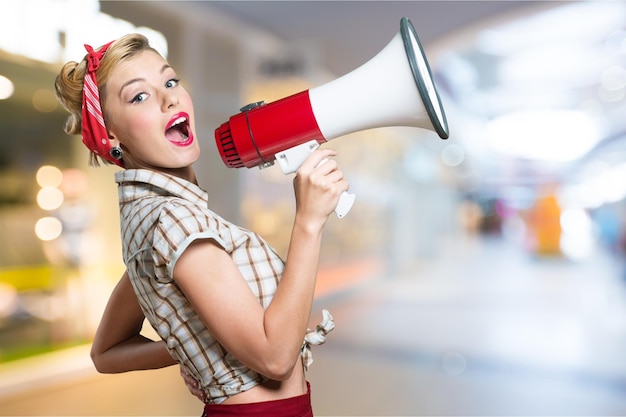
xmin=55 ymin=33 xmax=344 ymax=416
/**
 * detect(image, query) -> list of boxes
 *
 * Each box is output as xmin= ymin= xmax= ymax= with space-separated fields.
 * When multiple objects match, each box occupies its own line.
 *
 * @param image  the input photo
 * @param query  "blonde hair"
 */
xmin=54 ymin=33 xmax=159 ymax=166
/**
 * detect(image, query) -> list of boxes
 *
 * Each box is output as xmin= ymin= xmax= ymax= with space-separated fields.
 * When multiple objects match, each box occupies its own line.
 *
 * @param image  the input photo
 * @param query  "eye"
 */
xmin=166 ymin=78 xmax=180 ymax=88
xmin=130 ymin=92 xmax=148 ymax=104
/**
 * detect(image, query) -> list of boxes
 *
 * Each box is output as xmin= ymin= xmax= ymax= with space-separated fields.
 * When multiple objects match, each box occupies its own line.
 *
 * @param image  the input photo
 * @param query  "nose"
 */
xmin=163 ymin=90 xmax=179 ymax=110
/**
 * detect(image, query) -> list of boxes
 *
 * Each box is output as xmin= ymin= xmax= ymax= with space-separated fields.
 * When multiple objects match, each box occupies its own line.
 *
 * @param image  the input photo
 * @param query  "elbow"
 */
xmin=90 ymin=348 xmax=104 ymax=373
xmin=90 ymin=346 xmax=113 ymax=374
xmin=264 ymin=367 xmax=293 ymax=382
xmin=262 ymin=356 xmax=298 ymax=381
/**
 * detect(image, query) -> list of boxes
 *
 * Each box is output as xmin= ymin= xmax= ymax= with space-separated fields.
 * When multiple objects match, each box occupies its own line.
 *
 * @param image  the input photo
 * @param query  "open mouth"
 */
xmin=165 ymin=114 xmax=193 ymax=146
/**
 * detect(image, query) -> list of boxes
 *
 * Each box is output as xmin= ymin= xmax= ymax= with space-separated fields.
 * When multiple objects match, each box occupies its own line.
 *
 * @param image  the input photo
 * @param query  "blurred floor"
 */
xmin=309 ymin=235 xmax=626 ymax=416
xmin=2 ymin=234 xmax=626 ymax=416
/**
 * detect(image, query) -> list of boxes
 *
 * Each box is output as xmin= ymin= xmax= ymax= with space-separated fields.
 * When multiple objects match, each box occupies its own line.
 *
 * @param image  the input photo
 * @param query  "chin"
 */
xmin=177 ymin=152 xmax=201 ymax=168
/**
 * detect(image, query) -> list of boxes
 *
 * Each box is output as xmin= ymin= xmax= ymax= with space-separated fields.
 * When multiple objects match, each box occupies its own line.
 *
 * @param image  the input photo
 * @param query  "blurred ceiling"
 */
xmin=205 ymin=0 xmax=537 ymax=77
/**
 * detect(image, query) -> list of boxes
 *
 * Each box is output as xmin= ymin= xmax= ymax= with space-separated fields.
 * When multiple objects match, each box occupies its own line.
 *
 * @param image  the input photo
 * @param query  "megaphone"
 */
xmin=215 ymin=17 xmax=449 ymax=218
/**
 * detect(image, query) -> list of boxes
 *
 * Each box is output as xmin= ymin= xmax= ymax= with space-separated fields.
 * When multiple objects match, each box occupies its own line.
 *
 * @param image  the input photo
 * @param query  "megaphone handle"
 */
xmin=316 ymin=158 xmax=355 ymax=219
xmin=335 ymin=191 xmax=356 ymax=218
xmin=275 ymin=140 xmax=355 ymax=219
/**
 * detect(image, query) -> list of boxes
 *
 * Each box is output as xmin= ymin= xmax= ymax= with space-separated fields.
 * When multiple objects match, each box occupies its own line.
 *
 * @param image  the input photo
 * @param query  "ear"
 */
xmin=107 ymin=132 xmax=121 ymax=147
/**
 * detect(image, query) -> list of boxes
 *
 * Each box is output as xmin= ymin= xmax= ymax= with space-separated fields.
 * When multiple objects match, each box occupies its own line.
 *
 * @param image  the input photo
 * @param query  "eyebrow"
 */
xmin=119 ymin=64 xmax=173 ymax=96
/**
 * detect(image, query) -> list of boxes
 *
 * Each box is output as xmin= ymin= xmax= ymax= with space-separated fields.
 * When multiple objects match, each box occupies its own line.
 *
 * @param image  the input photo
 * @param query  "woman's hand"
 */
xmin=180 ymin=365 xmax=206 ymax=403
xmin=293 ymin=148 xmax=349 ymax=225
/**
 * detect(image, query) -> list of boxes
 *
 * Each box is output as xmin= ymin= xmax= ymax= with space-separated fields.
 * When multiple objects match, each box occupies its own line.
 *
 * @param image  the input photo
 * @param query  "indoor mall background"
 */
xmin=1 ymin=1 xmax=626 ymax=415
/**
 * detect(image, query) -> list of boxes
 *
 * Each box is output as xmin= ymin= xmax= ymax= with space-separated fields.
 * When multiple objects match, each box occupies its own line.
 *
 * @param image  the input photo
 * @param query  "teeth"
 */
xmin=170 ymin=116 xmax=187 ymax=128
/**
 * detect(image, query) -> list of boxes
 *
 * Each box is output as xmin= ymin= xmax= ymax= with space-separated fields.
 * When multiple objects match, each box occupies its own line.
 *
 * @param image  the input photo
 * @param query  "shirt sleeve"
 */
xmin=151 ymin=199 xmax=235 ymax=283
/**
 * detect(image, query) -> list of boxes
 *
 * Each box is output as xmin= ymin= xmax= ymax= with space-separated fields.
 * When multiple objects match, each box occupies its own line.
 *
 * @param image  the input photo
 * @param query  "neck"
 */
xmin=127 ymin=165 xmax=198 ymax=185
xmin=161 ymin=166 xmax=198 ymax=184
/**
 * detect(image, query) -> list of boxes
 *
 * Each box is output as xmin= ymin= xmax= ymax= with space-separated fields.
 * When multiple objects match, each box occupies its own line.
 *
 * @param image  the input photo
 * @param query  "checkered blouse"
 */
xmin=115 ymin=169 xmax=290 ymax=403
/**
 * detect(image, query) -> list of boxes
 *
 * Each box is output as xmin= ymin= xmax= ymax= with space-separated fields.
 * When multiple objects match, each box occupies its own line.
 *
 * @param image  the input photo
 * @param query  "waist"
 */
xmin=202 ymin=381 xmax=312 ymax=417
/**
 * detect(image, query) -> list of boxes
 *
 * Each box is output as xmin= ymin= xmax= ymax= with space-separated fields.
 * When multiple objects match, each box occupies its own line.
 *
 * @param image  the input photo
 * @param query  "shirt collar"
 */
xmin=115 ymin=169 xmax=209 ymax=208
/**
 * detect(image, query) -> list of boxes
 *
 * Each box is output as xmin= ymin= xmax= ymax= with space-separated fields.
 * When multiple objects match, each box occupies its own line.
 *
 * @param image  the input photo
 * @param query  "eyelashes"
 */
xmin=128 ymin=78 xmax=181 ymax=104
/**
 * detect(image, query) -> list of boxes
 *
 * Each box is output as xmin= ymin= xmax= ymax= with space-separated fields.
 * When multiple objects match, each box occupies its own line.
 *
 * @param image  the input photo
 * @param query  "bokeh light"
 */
xmin=37 ymin=187 xmax=64 ymax=211
xmin=36 ymin=165 xmax=63 ymax=188
xmin=0 ymin=74 xmax=14 ymax=99
xmin=35 ymin=216 xmax=63 ymax=241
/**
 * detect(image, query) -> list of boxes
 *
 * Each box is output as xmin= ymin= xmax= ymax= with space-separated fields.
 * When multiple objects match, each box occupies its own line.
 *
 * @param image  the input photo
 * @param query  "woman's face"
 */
xmin=103 ymin=50 xmax=200 ymax=175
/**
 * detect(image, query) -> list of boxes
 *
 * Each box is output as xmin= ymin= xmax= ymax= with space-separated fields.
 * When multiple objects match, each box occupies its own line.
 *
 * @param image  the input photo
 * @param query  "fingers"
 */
xmin=180 ymin=365 xmax=206 ymax=403
xmin=315 ymin=151 xmax=349 ymax=194
xmin=294 ymin=148 xmax=350 ymax=218
xmin=302 ymin=149 xmax=342 ymax=179
xmin=299 ymin=148 xmax=337 ymax=173
xmin=299 ymin=149 xmax=347 ymax=191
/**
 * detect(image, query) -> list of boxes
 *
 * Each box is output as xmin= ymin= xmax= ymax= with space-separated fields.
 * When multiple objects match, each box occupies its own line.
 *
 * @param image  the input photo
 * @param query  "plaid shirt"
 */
xmin=115 ymin=169 xmax=286 ymax=404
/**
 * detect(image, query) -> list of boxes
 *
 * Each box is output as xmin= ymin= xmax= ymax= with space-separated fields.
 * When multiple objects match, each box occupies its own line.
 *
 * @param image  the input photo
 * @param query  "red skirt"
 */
xmin=202 ymin=383 xmax=313 ymax=417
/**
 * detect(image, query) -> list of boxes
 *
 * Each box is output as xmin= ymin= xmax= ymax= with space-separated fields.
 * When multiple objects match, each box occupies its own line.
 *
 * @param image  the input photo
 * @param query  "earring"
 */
xmin=109 ymin=146 xmax=123 ymax=160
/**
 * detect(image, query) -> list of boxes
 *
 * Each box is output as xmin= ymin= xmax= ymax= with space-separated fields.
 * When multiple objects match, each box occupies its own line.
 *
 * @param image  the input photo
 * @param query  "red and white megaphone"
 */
xmin=215 ymin=17 xmax=449 ymax=218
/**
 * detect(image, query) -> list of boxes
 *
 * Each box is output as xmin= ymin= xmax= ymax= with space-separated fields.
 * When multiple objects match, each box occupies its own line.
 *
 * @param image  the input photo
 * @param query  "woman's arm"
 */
xmin=174 ymin=148 xmax=348 ymax=381
xmin=90 ymin=271 xmax=176 ymax=373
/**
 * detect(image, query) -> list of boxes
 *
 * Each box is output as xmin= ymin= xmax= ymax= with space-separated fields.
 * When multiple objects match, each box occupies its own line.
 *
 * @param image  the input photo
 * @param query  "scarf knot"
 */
xmin=301 ymin=309 xmax=335 ymax=370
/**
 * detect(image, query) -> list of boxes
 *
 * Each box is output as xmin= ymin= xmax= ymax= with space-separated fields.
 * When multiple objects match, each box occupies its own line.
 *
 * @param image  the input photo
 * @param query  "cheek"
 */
xmin=182 ymin=95 xmax=197 ymax=130
xmin=117 ymin=112 xmax=158 ymax=147
xmin=130 ymin=112 xmax=156 ymax=135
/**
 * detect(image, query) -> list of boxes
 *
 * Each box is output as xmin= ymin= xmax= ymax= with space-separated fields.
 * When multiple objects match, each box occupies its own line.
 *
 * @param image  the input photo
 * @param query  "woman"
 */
xmin=54 ymin=33 xmax=347 ymax=416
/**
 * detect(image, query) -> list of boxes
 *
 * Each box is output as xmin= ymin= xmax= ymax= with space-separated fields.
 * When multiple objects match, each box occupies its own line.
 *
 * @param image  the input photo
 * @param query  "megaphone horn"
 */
xmin=215 ymin=17 xmax=449 ymax=218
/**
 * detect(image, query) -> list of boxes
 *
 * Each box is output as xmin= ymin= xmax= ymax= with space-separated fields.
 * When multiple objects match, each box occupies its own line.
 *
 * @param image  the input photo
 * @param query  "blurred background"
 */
xmin=2 ymin=0 xmax=626 ymax=415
